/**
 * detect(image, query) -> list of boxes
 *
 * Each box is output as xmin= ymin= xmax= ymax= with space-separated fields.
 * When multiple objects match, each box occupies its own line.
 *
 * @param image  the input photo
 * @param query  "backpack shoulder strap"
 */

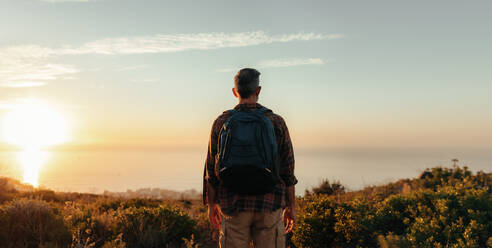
xmin=222 ymin=109 xmax=238 ymax=129
xmin=225 ymin=109 xmax=238 ymax=115
xmin=254 ymin=106 xmax=272 ymax=115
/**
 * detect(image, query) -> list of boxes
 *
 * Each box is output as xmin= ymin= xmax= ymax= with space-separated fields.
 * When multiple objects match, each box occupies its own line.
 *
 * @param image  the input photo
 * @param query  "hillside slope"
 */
xmin=0 ymin=166 xmax=490 ymax=247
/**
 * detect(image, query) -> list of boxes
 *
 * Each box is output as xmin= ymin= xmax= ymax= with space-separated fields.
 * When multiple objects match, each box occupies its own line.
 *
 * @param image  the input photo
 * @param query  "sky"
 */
xmin=1 ymin=0 xmax=491 ymax=151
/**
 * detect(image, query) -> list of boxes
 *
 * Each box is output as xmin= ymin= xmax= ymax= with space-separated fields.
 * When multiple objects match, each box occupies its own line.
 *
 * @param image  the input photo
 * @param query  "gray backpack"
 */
xmin=216 ymin=107 xmax=279 ymax=195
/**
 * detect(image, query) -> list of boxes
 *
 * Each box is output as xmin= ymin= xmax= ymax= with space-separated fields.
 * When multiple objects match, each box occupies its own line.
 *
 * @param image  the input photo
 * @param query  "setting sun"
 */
xmin=1 ymin=100 xmax=69 ymax=186
xmin=1 ymin=101 xmax=69 ymax=148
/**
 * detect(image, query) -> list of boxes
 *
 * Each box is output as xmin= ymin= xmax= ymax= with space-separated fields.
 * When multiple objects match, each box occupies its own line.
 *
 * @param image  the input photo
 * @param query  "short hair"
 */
xmin=234 ymin=68 xmax=260 ymax=98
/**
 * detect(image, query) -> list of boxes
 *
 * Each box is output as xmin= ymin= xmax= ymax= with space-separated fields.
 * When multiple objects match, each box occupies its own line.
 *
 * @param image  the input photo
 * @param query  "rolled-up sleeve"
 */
xmin=277 ymin=117 xmax=298 ymax=187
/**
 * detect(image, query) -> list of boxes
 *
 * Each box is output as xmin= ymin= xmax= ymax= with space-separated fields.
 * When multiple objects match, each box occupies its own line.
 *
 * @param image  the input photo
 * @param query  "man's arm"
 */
xmin=207 ymin=182 xmax=221 ymax=230
xmin=204 ymin=118 xmax=220 ymax=205
xmin=277 ymin=116 xmax=298 ymax=233
xmin=277 ymin=116 xmax=297 ymax=196
xmin=286 ymin=185 xmax=295 ymax=208
xmin=203 ymin=118 xmax=222 ymax=229
xmin=207 ymin=182 xmax=217 ymax=205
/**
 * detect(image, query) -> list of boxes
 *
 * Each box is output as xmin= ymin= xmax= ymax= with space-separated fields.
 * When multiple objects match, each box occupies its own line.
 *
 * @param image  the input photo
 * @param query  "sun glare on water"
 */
xmin=1 ymin=100 xmax=69 ymax=187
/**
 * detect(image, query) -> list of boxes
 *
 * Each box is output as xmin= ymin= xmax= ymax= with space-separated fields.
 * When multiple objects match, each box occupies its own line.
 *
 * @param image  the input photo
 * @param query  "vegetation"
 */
xmin=294 ymin=166 xmax=492 ymax=248
xmin=0 ymin=165 xmax=489 ymax=247
xmin=0 ymin=177 xmax=213 ymax=248
xmin=0 ymin=198 xmax=71 ymax=248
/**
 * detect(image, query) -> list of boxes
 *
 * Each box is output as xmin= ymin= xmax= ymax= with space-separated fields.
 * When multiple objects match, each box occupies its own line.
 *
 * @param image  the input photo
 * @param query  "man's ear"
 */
xmin=255 ymin=86 xmax=262 ymax=96
xmin=232 ymin=88 xmax=239 ymax=98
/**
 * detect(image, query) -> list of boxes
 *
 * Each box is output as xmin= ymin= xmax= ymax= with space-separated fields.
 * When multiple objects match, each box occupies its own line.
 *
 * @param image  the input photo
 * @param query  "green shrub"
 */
xmin=292 ymin=195 xmax=340 ymax=247
xmin=293 ymin=196 xmax=379 ymax=248
xmin=333 ymin=199 xmax=377 ymax=247
xmin=0 ymin=198 xmax=71 ymax=248
xmin=375 ymin=188 xmax=491 ymax=247
xmin=294 ymin=167 xmax=491 ymax=248
xmin=116 ymin=204 xmax=196 ymax=248
xmin=63 ymin=200 xmax=201 ymax=248
xmin=305 ymin=179 xmax=345 ymax=196
xmin=190 ymin=204 xmax=218 ymax=247
xmin=63 ymin=201 xmax=118 ymax=248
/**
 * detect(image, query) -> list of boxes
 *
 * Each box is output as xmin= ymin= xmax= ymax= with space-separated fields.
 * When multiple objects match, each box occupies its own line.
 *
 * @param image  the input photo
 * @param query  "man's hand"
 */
xmin=283 ymin=205 xmax=296 ymax=234
xmin=208 ymin=203 xmax=222 ymax=230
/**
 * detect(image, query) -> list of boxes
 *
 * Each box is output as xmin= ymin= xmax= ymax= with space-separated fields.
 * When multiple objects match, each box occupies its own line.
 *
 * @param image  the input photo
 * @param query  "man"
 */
xmin=203 ymin=68 xmax=297 ymax=247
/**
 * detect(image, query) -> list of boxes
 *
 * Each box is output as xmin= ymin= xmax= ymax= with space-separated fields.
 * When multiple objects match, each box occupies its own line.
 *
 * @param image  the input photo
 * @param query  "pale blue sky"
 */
xmin=1 ymin=0 xmax=491 ymax=149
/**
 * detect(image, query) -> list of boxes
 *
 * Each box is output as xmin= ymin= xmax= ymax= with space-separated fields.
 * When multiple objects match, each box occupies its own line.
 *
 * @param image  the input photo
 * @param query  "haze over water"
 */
xmin=1 ymin=147 xmax=490 ymax=194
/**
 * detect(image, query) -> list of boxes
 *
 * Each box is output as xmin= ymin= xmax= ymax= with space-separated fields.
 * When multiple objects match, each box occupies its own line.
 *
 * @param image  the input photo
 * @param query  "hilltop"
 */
xmin=0 ymin=165 xmax=490 ymax=247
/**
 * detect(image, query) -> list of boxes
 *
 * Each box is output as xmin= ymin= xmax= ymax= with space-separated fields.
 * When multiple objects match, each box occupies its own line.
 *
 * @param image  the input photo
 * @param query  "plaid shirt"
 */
xmin=203 ymin=103 xmax=297 ymax=214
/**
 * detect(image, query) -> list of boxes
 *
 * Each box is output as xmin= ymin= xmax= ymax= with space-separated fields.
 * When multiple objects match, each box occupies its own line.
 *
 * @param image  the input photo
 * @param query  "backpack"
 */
xmin=215 ymin=107 xmax=279 ymax=195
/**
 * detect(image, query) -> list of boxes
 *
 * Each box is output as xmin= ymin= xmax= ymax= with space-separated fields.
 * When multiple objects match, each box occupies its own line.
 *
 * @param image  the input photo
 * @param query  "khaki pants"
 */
xmin=219 ymin=209 xmax=285 ymax=248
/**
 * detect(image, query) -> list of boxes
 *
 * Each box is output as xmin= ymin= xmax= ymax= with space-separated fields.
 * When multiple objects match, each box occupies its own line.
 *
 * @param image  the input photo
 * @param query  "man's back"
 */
xmin=204 ymin=103 xmax=297 ymax=214
xmin=202 ymin=68 xmax=297 ymax=247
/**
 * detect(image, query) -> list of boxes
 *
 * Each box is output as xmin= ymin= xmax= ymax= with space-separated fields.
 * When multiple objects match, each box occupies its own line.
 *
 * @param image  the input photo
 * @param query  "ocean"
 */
xmin=0 ymin=147 xmax=490 ymax=195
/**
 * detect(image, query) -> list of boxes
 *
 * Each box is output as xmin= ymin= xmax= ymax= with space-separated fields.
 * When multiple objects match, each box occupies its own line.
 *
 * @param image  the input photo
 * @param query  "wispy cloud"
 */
xmin=219 ymin=58 xmax=328 ymax=72
xmin=0 ymin=46 xmax=78 ymax=88
xmin=60 ymin=31 xmax=341 ymax=55
xmin=257 ymin=58 xmax=326 ymax=68
xmin=0 ymin=31 xmax=342 ymax=87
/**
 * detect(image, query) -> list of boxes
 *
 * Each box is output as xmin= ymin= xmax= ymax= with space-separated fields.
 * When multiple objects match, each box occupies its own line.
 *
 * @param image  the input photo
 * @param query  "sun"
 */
xmin=2 ymin=101 xmax=69 ymax=148
xmin=1 ymin=100 xmax=69 ymax=186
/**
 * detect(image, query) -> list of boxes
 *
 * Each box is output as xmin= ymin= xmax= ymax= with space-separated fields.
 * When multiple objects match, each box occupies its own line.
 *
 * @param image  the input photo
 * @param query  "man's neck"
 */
xmin=238 ymin=98 xmax=257 ymax=105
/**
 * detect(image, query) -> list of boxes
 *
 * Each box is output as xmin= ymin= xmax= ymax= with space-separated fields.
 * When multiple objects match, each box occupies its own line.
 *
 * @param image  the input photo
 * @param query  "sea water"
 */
xmin=0 ymin=147 xmax=490 ymax=194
